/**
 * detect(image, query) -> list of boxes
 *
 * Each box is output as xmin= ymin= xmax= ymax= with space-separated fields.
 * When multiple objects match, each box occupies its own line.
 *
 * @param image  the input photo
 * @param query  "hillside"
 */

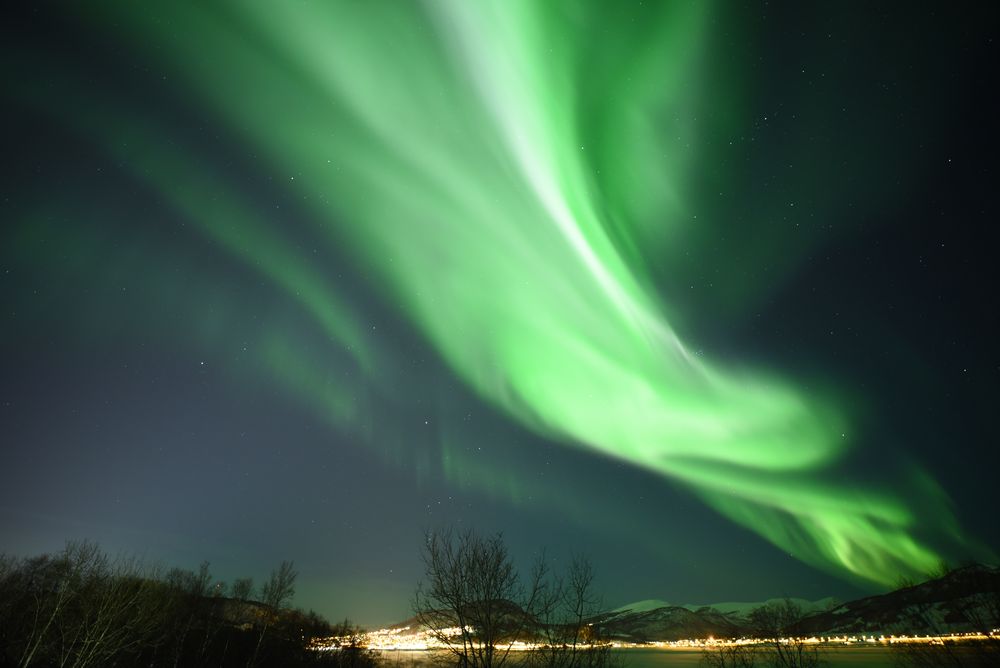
xmin=595 ymin=565 xmax=1000 ymax=640
xmin=798 ymin=564 xmax=1000 ymax=636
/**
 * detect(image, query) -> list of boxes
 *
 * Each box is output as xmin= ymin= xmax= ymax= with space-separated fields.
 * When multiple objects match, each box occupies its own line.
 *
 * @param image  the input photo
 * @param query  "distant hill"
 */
xmin=596 ymin=564 xmax=1000 ymax=641
xmin=599 ymin=596 xmax=837 ymax=641
xmin=596 ymin=603 xmax=742 ymax=641
xmin=610 ymin=599 xmax=673 ymax=614
xmin=798 ymin=564 xmax=1000 ymax=637
xmin=612 ymin=597 xmax=838 ymax=617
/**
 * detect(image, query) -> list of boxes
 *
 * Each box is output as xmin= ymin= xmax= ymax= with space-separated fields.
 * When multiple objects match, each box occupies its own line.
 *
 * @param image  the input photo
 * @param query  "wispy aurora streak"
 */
xmin=78 ymin=0 xmax=966 ymax=584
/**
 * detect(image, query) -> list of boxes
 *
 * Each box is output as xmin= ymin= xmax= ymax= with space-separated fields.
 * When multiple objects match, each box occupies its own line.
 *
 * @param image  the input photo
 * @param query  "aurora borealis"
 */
xmin=2 ymin=2 xmax=997 ymax=625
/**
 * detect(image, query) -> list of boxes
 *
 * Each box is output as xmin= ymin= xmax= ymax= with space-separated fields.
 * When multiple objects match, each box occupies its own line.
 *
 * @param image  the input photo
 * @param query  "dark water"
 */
xmin=618 ymin=647 xmax=896 ymax=667
xmin=378 ymin=646 xmax=897 ymax=668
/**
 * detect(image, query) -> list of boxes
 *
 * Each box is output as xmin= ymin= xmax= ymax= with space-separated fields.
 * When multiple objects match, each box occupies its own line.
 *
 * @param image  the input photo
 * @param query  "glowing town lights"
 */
xmin=313 ymin=626 xmax=1000 ymax=653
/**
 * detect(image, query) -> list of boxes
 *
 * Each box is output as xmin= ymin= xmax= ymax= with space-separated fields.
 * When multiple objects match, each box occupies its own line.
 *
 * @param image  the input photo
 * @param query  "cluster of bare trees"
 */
xmin=412 ymin=530 xmax=618 ymax=668
xmin=701 ymin=600 xmax=822 ymax=668
xmin=0 ymin=541 xmax=356 ymax=668
xmin=526 ymin=556 xmax=618 ymax=668
xmin=0 ymin=542 xmax=163 ymax=668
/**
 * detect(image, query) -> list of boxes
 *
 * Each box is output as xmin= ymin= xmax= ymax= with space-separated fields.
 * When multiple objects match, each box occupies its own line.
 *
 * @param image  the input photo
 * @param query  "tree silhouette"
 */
xmin=249 ymin=560 xmax=298 ymax=668
xmin=413 ymin=529 xmax=547 ymax=668
xmin=747 ymin=600 xmax=822 ymax=668
xmin=413 ymin=529 xmax=617 ymax=668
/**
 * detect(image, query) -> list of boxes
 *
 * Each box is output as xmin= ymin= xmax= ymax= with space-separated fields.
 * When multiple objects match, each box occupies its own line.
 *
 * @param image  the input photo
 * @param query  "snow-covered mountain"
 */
xmin=612 ymin=597 xmax=838 ymax=618
xmin=599 ymin=565 xmax=999 ymax=640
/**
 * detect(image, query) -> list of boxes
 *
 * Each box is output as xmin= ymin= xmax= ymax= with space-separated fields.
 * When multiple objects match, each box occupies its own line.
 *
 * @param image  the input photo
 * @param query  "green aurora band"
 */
xmin=13 ymin=1 xmax=972 ymax=585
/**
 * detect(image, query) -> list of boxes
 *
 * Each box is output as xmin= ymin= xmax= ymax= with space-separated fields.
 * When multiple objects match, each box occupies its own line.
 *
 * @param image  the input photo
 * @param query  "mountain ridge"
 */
xmin=595 ymin=564 xmax=1000 ymax=641
xmin=612 ymin=597 xmax=839 ymax=617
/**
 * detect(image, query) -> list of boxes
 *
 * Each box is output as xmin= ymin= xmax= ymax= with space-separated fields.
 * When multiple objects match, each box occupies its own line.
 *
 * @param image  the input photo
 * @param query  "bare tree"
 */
xmin=562 ymin=557 xmax=616 ymax=668
xmin=701 ymin=643 xmax=758 ymax=668
xmin=160 ymin=561 xmax=219 ymax=668
xmin=261 ymin=561 xmax=297 ymax=610
xmin=529 ymin=556 xmax=617 ymax=668
xmin=748 ymin=600 xmax=822 ymax=668
xmin=232 ymin=577 xmax=254 ymax=602
xmin=55 ymin=553 xmax=163 ymax=668
xmin=249 ymin=560 xmax=298 ymax=668
xmin=14 ymin=544 xmax=96 ymax=668
xmin=1 ymin=542 xmax=163 ymax=668
xmin=413 ymin=529 xmax=547 ymax=668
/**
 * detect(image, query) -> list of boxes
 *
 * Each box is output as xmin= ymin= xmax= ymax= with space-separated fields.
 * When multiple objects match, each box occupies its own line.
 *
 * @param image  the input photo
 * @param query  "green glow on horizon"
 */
xmin=41 ymin=0 xmax=969 ymax=584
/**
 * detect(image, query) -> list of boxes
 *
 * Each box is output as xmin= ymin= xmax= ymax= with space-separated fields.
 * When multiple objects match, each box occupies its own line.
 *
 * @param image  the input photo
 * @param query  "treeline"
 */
xmin=0 ymin=541 xmax=375 ymax=668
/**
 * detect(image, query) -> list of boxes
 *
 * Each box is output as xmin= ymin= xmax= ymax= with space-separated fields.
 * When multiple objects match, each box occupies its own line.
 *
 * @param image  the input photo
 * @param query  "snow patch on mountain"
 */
xmin=612 ymin=597 xmax=838 ymax=617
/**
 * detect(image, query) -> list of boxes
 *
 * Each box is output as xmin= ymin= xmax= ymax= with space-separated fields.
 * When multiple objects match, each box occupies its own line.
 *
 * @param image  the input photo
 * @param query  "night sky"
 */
xmin=2 ymin=2 xmax=998 ymax=627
